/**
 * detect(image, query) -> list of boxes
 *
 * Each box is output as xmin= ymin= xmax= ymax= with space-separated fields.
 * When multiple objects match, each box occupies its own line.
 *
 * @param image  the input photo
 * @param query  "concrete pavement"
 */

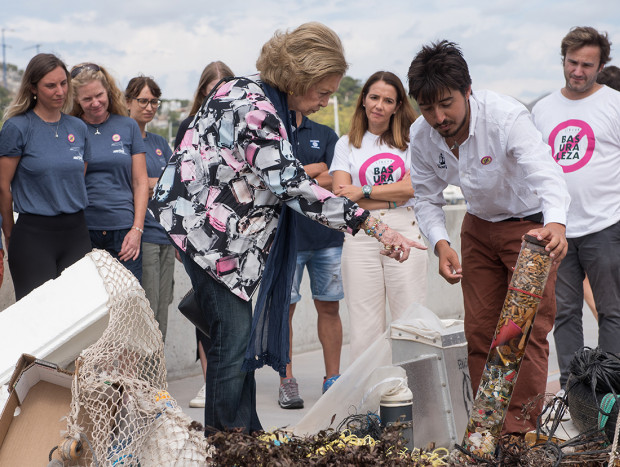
xmin=168 ymin=343 xmax=351 ymax=432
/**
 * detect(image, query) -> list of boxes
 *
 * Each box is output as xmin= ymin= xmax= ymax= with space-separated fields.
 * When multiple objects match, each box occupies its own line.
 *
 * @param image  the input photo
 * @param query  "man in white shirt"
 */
xmin=532 ymin=27 xmax=620 ymax=401
xmin=408 ymin=40 xmax=570 ymax=434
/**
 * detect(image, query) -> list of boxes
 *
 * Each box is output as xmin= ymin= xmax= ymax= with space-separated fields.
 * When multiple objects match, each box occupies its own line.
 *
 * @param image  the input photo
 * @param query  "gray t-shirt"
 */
xmin=0 ymin=110 xmax=90 ymax=215
xmin=83 ymin=113 xmax=146 ymax=230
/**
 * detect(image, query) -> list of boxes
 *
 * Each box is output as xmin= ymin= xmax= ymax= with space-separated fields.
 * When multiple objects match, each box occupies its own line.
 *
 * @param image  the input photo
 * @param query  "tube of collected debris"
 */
xmin=380 ymin=385 xmax=414 ymax=451
xmin=460 ymin=234 xmax=552 ymax=461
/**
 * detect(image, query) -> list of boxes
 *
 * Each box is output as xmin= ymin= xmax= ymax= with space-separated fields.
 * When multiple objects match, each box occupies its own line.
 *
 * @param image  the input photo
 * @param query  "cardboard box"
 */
xmin=0 ymin=354 xmax=74 ymax=466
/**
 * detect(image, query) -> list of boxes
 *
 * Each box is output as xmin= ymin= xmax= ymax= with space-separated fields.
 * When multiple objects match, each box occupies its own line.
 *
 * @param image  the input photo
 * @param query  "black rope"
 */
xmin=336 ymin=412 xmax=383 ymax=440
xmin=536 ymin=392 xmax=568 ymax=439
xmin=569 ymin=346 xmax=620 ymax=415
xmin=48 ymin=445 xmax=58 ymax=462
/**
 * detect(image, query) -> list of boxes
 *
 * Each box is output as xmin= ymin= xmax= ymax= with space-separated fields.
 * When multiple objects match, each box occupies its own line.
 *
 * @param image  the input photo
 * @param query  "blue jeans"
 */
xmin=290 ymin=246 xmax=344 ymax=304
xmin=89 ymin=229 xmax=142 ymax=281
xmin=555 ymin=220 xmax=620 ymax=388
xmin=182 ymin=254 xmax=262 ymax=434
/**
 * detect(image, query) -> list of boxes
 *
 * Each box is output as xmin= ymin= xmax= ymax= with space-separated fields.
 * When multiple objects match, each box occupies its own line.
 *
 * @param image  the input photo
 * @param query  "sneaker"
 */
xmin=189 ymin=384 xmax=206 ymax=408
xmin=548 ymin=388 xmax=570 ymax=421
xmin=279 ymin=378 xmax=304 ymax=409
xmin=322 ymin=375 xmax=340 ymax=394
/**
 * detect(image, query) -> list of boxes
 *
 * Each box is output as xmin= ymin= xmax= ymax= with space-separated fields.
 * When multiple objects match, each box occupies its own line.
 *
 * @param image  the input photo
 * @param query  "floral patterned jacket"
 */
xmin=150 ymin=75 xmax=366 ymax=300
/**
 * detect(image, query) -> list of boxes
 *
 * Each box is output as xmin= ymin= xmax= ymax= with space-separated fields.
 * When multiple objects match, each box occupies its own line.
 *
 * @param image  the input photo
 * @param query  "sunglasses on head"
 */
xmin=71 ymin=63 xmax=101 ymax=79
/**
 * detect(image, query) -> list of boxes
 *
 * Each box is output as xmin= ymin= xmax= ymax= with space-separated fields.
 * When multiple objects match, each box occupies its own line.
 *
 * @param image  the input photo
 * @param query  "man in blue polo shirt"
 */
xmin=278 ymin=112 xmax=344 ymax=409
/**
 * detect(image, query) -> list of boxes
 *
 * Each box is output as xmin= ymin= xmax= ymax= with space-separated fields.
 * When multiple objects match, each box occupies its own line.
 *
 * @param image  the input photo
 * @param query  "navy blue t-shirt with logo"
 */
xmin=0 ymin=110 xmax=91 ymax=215
xmin=294 ymin=116 xmax=344 ymax=251
xmin=83 ymin=113 xmax=146 ymax=230
xmin=143 ymin=132 xmax=172 ymax=244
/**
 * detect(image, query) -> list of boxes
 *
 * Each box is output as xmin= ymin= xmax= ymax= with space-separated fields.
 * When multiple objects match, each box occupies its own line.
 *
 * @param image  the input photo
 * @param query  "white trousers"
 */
xmin=342 ymin=206 xmax=428 ymax=363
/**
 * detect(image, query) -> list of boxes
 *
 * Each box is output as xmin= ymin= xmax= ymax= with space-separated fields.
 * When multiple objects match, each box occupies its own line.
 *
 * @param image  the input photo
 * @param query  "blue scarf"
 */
xmin=242 ymin=81 xmax=297 ymax=377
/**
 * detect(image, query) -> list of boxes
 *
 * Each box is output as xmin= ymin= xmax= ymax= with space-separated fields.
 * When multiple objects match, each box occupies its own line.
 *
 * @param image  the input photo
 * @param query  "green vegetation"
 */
xmin=150 ymin=106 xmax=184 ymax=144
xmin=0 ymin=63 xmax=22 ymax=120
xmin=335 ymin=76 xmax=362 ymax=105
xmin=0 ymin=86 xmax=12 ymax=121
xmin=311 ymin=75 xmax=362 ymax=136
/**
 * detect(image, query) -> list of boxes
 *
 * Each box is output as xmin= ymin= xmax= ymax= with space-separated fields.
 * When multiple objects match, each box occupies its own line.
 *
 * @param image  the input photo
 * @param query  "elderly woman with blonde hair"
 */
xmin=150 ymin=22 xmax=426 ymax=434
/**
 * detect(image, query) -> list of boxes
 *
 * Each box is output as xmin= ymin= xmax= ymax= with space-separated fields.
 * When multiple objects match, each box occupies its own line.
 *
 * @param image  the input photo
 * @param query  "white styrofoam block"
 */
xmin=0 ymin=255 xmax=109 ymax=385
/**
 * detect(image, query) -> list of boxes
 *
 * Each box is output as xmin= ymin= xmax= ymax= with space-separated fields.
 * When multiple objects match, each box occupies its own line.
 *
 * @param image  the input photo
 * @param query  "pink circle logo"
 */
xmin=480 ymin=156 xmax=492 ymax=165
xmin=67 ymin=134 xmax=75 ymax=143
xmin=358 ymin=152 xmax=406 ymax=186
xmin=156 ymin=148 xmax=163 ymax=156
xmin=112 ymin=134 xmax=121 ymax=142
xmin=547 ymin=119 xmax=595 ymax=173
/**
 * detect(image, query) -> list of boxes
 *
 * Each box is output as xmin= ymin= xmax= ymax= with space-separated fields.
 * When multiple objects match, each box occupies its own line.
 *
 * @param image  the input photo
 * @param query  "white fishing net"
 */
xmin=62 ymin=250 xmax=211 ymax=466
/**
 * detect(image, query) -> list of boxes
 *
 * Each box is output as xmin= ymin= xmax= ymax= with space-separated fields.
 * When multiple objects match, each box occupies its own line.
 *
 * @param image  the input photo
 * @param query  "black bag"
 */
xmin=178 ymin=288 xmax=210 ymax=338
xmin=566 ymin=347 xmax=620 ymax=442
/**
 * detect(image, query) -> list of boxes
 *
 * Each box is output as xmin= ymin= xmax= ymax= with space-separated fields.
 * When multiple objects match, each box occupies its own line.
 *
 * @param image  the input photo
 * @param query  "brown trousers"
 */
xmin=461 ymin=213 xmax=557 ymax=434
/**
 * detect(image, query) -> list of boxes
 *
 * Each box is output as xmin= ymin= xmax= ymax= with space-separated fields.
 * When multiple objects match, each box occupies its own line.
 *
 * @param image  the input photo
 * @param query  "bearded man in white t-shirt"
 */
xmin=408 ymin=40 xmax=570 ymax=435
xmin=532 ymin=26 xmax=620 ymax=406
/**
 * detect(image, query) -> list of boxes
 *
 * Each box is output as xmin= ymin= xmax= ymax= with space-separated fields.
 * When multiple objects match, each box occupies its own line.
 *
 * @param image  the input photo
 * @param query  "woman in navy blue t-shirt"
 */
xmin=0 ymin=54 xmax=92 ymax=300
xmin=125 ymin=75 xmax=174 ymax=339
xmin=70 ymin=63 xmax=148 ymax=280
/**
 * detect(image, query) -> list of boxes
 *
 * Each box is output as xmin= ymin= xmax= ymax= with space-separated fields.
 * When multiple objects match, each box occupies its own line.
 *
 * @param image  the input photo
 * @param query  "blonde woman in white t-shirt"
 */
xmin=330 ymin=71 xmax=429 ymax=362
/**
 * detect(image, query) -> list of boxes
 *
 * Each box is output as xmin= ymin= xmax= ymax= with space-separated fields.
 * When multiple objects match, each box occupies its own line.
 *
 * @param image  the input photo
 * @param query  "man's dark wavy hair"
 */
xmin=407 ymin=40 xmax=472 ymax=103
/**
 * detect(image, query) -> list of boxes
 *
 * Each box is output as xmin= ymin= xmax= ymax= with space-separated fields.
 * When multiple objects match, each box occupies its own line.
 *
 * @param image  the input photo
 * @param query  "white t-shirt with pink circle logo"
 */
xmin=532 ymin=85 xmax=620 ymax=237
xmin=330 ymin=131 xmax=414 ymax=208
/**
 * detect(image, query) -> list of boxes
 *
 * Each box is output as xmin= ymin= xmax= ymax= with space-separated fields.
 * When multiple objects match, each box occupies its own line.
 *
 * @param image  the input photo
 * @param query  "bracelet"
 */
xmin=363 ymin=219 xmax=380 ymax=237
xmin=387 ymin=201 xmax=391 ymax=210
xmin=363 ymin=219 xmax=388 ymax=239
xmin=376 ymin=224 xmax=388 ymax=238
xmin=392 ymin=201 xmax=397 ymax=208
xmin=131 ymin=226 xmax=144 ymax=234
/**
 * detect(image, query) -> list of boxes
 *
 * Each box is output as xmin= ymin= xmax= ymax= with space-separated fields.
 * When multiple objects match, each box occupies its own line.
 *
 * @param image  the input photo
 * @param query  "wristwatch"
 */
xmin=362 ymin=184 xmax=373 ymax=199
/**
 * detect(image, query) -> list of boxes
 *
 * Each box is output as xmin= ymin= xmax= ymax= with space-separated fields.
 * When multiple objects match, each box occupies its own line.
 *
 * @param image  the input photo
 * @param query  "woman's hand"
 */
xmin=377 ymin=225 xmax=427 ymax=263
xmin=334 ymin=183 xmax=363 ymax=202
xmin=119 ymin=228 xmax=142 ymax=262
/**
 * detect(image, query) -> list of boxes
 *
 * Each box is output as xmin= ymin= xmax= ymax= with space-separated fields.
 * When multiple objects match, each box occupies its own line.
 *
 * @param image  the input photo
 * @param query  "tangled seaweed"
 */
xmin=200 ymin=378 xmax=620 ymax=467
xmin=206 ymin=424 xmax=448 ymax=466
xmin=452 ymin=432 xmax=612 ymax=466
xmin=202 ymin=422 xmax=618 ymax=466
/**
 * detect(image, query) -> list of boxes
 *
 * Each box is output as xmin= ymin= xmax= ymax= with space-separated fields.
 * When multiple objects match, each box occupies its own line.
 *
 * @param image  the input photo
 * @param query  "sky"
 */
xmin=2 ymin=0 xmax=620 ymax=104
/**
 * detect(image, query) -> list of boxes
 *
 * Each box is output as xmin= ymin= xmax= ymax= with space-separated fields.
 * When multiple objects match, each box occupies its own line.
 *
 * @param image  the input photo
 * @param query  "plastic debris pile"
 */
xmin=61 ymin=250 xmax=210 ymax=466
